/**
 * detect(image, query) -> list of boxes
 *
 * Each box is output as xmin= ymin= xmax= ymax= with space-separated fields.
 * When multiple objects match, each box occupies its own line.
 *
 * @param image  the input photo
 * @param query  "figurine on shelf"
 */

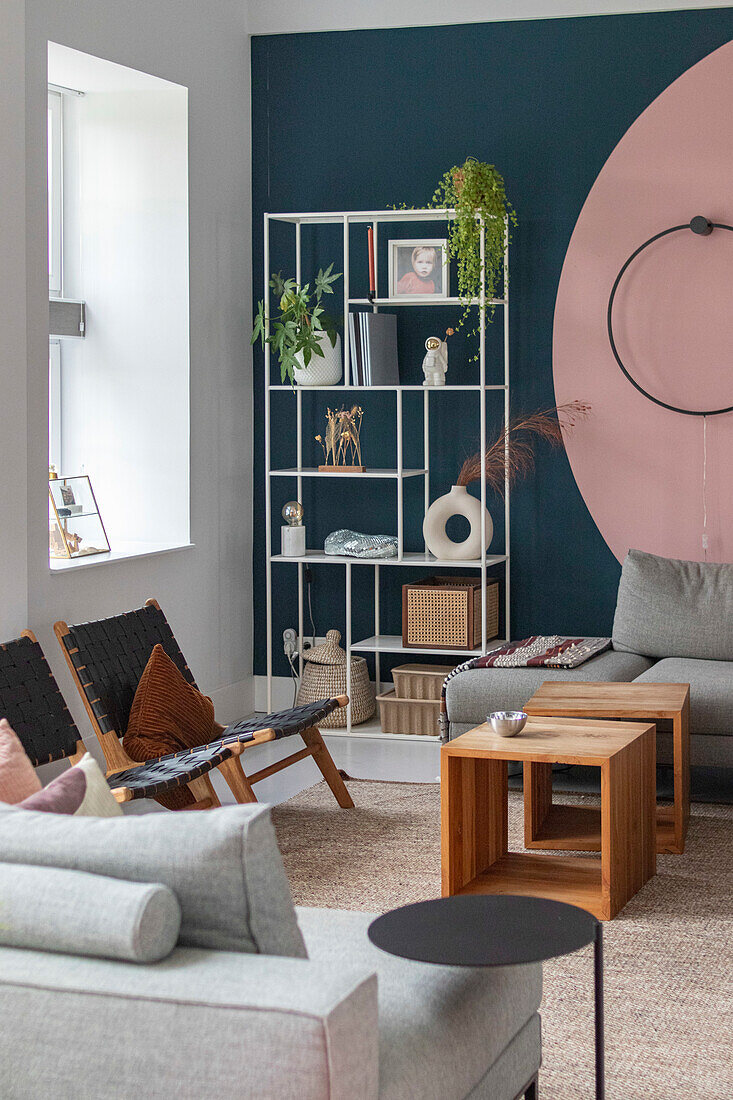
xmin=49 ymin=523 xmax=67 ymax=559
xmin=65 ymin=530 xmax=83 ymax=555
xmin=422 ymin=328 xmax=453 ymax=387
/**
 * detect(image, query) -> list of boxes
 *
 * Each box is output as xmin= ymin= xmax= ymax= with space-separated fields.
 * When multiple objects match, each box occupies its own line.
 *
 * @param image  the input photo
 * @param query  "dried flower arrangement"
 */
xmin=316 ymin=405 xmax=365 ymax=472
xmin=456 ymin=401 xmax=590 ymax=495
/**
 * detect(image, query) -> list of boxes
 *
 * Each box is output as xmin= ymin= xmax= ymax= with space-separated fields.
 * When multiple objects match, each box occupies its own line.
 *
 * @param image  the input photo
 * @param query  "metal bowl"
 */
xmin=488 ymin=711 xmax=528 ymax=737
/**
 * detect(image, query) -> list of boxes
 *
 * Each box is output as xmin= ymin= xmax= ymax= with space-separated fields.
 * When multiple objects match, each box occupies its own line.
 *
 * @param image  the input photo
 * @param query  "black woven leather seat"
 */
xmin=59 ymin=602 xmax=193 ymax=741
xmin=217 ymin=698 xmax=342 ymax=745
xmin=0 ymin=632 xmax=236 ymax=804
xmin=55 ymin=600 xmax=354 ymax=811
xmin=106 ymin=742 xmax=237 ymax=800
xmin=0 ymin=635 xmax=79 ymax=766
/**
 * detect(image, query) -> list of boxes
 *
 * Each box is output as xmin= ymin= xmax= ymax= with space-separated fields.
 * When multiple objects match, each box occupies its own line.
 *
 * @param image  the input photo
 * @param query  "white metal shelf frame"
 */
xmin=263 ymin=209 xmax=511 ymax=735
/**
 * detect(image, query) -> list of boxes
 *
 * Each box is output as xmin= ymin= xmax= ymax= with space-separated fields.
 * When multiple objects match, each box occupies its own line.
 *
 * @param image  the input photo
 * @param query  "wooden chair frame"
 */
xmin=54 ymin=600 xmax=354 ymax=811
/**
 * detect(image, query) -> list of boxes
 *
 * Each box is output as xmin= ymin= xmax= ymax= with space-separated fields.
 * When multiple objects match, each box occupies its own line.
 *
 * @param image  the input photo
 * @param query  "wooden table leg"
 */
xmin=441 ymin=752 xmax=507 ymax=896
xmin=672 ymin=697 xmax=690 ymax=854
xmin=524 ymin=761 xmax=553 ymax=846
xmin=600 ymin=727 xmax=656 ymax=919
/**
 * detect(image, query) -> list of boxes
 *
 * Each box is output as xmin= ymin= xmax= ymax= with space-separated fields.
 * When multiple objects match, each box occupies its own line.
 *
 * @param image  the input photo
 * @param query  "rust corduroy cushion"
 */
xmin=122 ymin=644 xmax=217 ymax=810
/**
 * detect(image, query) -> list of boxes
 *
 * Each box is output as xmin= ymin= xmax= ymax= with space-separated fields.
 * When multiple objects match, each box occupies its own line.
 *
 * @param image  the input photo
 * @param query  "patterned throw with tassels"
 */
xmin=438 ymin=635 xmax=611 ymax=741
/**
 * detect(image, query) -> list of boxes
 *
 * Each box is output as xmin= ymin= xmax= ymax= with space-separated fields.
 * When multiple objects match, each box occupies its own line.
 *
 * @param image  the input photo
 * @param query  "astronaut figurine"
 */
xmin=422 ymin=335 xmax=448 ymax=386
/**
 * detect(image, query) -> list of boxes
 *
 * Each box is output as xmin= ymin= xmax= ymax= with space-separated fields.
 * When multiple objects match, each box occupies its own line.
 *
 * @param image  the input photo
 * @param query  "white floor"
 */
xmin=208 ymin=732 xmax=441 ymax=807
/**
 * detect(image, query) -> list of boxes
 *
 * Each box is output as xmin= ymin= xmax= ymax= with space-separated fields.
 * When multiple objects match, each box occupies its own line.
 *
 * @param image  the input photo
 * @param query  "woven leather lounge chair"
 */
xmin=54 ymin=600 xmax=354 ymax=811
xmin=0 ymin=631 xmax=246 ymax=805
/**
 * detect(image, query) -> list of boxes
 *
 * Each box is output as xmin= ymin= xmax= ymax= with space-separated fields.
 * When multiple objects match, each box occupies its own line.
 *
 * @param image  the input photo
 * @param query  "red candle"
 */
xmin=367 ymin=226 xmax=375 ymax=295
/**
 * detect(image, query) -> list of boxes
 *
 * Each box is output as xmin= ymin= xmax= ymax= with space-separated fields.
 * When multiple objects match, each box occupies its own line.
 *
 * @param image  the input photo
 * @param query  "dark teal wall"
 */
xmin=252 ymin=9 xmax=733 ymax=678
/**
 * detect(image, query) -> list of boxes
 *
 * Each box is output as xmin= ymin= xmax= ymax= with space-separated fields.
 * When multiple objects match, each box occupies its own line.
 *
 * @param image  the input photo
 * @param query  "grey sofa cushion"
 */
xmin=0 ymin=862 xmax=180 ymax=963
xmin=0 ymin=943 xmax=378 ymax=1099
xmin=297 ymin=907 xmax=542 ymax=1100
xmin=445 ymin=648 xmax=654 ymax=728
xmin=613 ymin=549 xmax=733 ymax=660
xmin=0 ymin=804 xmax=306 ymax=958
xmin=634 ymin=658 xmax=733 ymax=737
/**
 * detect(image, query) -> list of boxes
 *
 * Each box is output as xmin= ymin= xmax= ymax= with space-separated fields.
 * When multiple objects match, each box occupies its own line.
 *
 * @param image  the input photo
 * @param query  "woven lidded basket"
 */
xmin=296 ymin=629 xmax=375 ymax=728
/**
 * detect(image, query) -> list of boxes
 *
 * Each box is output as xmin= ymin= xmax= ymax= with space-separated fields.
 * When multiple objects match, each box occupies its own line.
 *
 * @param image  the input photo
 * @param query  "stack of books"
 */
xmin=348 ymin=312 xmax=399 ymax=386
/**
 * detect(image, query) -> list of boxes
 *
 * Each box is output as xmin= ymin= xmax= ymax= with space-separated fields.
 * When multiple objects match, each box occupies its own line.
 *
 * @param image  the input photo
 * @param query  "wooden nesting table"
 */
xmin=524 ymin=682 xmax=690 ymax=854
xmin=441 ymin=716 xmax=657 ymax=920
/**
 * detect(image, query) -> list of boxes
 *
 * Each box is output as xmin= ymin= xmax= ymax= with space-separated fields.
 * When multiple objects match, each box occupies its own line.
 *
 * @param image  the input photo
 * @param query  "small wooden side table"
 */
xmin=524 ymin=682 xmax=690 ymax=854
xmin=441 ymin=717 xmax=656 ymax=920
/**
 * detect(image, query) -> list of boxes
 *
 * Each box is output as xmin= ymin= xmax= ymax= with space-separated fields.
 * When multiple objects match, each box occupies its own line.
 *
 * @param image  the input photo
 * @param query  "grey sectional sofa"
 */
xmin=447 ymin=549 xmax=733 ymax=768
xmin=0 ymin=802 xmax=542 ymax=1100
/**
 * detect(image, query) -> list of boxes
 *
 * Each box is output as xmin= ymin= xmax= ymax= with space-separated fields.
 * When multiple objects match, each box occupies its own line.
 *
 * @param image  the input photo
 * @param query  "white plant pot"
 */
xmin=422 ymin=484 xmax=493 ymax=560
xmin=293 ymin=332 xmax=342 ymax=387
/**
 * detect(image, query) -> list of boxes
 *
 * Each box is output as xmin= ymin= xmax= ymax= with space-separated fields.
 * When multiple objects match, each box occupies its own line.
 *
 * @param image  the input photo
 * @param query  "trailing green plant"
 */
xmin=252 ymin=264 xmax=341 ymax=384
xmin=428 ymin=158 xmax=516 ymax=351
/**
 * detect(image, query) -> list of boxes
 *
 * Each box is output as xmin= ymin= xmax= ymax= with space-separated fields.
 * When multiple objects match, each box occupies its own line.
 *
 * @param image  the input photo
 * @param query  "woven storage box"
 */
xmin=296 ymin=629 xmax=375 ymax=728
xmin=401 ymin=576 xmax=499 ymax=650
xmin=376 ymin=690 xmax=440 ymax=736
xmin=391 ymin=663 xmax=457 ymax=700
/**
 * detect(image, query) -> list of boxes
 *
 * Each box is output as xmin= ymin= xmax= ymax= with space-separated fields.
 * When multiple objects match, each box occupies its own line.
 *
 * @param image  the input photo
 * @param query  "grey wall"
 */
xmin=0 ymin=0 xmax=29 ymax=634
xmin=0 ymin=0 xmax=253 ymax=748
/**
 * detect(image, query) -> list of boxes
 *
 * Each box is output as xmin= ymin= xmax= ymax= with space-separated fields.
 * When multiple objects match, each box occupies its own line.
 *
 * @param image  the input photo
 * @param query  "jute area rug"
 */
xmin=271 ymin=779 xmax=733 ymax=1100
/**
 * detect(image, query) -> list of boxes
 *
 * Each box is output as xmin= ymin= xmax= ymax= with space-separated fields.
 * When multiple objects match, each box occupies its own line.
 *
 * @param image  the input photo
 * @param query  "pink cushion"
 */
xmin=0 ymin=718 xmax=42 ymax=804
xmin=18 ymin=753 xmax=122 ymax=817
xmin=19 ymin=767 xmax=87 ymax=813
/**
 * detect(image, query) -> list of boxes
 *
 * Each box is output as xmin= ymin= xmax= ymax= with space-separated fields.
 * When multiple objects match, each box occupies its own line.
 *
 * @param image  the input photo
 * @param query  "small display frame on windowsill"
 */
xmin=49 ymin=475 xmax=110 ymax=560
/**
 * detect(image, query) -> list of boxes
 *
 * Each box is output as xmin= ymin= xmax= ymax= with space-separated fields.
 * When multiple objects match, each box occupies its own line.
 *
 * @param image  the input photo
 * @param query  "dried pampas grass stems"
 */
xmin=456 ymin=401 xmax=590 ymax=496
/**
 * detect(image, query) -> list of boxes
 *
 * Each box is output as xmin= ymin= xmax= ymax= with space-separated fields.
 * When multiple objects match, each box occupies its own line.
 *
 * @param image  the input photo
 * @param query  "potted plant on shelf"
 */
xmin=252 ymin=264 xmax=342 ymax=386
xmin=428 ymin=157 xmax=517 ymax=350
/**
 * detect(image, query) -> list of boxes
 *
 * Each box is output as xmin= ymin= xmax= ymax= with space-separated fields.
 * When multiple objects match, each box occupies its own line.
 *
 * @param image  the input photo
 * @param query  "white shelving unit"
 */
xmin=263 ymin=208 xmax=510 ymax=738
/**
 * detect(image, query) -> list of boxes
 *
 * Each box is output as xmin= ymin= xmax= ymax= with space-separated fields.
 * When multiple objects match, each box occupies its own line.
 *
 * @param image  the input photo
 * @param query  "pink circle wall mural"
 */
xmin=553 ymin=38 xmax=733 ymax=565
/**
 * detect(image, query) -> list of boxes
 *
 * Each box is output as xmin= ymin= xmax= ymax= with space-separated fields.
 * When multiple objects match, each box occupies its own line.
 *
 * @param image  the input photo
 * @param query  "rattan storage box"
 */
xmin=401 ymin=576 xmax=499 ymax=650
xmin=391 ymin=663 xmax=457 ymax=700
xmin=376 ymin=690 xmax=440 ymax=736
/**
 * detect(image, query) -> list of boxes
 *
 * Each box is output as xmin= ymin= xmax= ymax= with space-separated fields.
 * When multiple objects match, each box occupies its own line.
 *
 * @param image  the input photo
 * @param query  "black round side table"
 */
xmin=368 ymin=894 xmax=604 ymax=1100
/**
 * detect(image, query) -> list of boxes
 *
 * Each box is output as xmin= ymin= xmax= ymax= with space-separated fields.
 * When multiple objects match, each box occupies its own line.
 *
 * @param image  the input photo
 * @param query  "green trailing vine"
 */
xmin=428 ymin=159 xmax=516 ymax=350
xmin=393 ymin=159 xmax=515 ymax=354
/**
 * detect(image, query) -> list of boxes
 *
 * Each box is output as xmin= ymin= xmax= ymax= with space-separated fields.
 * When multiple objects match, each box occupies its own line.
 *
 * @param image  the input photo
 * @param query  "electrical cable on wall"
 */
xmin=284 ymin=569 xmax=317 ymax=707
xmin=304 ymin=566 xmax=317 ymax=649
xmin=702 ymin=415 xmax=708 ymax=560
xmin=287 ymin=650 xmax=299 ymax=706
xmin=607 ymin=215 xmax=733 ymax=559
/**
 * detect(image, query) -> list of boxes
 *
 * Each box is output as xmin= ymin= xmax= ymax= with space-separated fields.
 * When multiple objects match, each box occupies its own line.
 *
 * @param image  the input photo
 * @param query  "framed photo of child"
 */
xmin=388 ymin=239 xmax=449 ymax=300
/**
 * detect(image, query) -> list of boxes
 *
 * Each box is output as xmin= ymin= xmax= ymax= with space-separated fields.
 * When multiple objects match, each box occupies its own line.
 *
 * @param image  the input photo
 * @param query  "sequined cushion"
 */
xmin=324 ymin=529 xmax=398 ymax=558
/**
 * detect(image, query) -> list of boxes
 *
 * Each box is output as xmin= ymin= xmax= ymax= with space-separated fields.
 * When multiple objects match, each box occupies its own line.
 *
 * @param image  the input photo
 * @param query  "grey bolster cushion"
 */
xmin=0 ymin=803 xmax=307 ymax=958
xmin=0 ymin=862 xmax=181 ymax=963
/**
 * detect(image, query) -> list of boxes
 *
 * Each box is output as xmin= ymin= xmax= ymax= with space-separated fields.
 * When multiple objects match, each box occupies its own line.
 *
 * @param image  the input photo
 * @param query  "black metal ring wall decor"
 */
xmin=607 ymin=216 xmax=733 ymax=416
